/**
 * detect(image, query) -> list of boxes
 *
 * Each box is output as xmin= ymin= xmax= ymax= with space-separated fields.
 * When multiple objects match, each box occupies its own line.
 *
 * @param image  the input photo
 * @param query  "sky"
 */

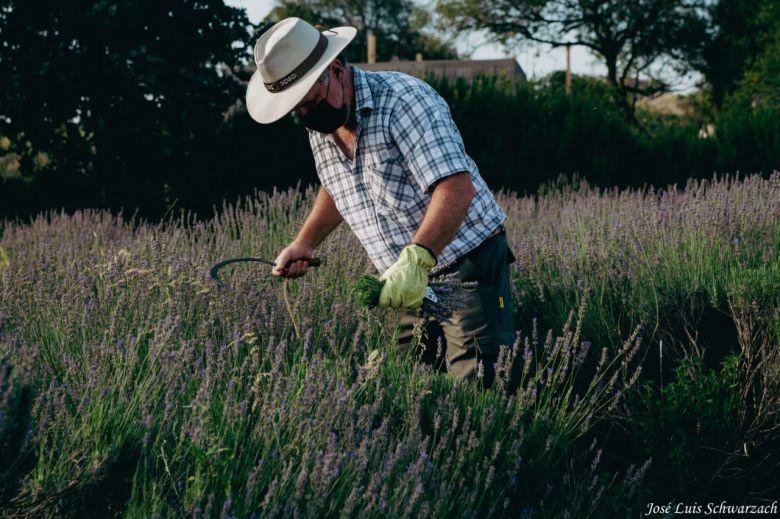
xmin=226 ymin=0 xmax=699 ymax=90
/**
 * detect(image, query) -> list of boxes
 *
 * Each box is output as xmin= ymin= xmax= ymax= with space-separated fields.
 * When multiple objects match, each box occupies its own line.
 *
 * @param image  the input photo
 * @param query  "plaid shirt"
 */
xmin=308 ymin=65 xmax=505 ymax=273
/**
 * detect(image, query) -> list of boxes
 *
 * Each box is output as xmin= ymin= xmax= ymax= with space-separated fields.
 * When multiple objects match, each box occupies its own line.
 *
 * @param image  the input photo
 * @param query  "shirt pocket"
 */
xmin=364 ymin=159 xmax=419 ymax=212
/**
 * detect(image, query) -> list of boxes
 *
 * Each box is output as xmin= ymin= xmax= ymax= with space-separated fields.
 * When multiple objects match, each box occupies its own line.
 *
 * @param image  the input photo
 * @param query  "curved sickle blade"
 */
xmin=209 ymin=257 xmax=322 ymax=287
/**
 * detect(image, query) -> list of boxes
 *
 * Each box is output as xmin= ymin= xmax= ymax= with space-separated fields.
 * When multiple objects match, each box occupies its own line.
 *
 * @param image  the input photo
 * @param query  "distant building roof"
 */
xmin=353 ymin=58 xmax=526 ymax=82
xmin=636 ymin=92 xmax=692 ymax=116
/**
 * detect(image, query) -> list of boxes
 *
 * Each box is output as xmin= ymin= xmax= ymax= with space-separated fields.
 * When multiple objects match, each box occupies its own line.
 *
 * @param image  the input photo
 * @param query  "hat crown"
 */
xmin=255 ymin=18 xmax=322 ymax=84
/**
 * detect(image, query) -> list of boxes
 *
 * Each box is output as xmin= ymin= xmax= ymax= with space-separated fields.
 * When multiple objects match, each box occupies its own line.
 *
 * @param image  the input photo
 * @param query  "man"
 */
xmin=246 ymin=17 xmax=515 ymax=385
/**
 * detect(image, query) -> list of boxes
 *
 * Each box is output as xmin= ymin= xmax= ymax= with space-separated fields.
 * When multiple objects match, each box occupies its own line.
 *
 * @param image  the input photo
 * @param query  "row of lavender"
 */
xmin=1 ymin=173 xmax=778 ymax=515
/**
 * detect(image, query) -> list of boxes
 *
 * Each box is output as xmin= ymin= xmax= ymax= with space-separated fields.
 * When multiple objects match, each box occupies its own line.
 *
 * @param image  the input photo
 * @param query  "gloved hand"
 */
xmin=378 ymin=244 xmax=437 ymax=309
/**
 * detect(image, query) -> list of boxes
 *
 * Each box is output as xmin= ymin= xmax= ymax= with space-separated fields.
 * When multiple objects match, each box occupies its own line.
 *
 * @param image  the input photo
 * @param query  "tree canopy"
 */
xmin=266 ymin=0 xmax=459 ymax=63
xmin=0 ymin=0 xmax=250 ymax=211
xmin=685 ymin=0 xmax=780 ymax=110
xmin=436 ymin=0 xmax=709 ymax=120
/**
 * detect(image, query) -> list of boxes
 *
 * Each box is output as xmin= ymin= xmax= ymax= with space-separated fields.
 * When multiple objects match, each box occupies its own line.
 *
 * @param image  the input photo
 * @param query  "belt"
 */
xmin=486 ymin=223 xmax=506 ymax=240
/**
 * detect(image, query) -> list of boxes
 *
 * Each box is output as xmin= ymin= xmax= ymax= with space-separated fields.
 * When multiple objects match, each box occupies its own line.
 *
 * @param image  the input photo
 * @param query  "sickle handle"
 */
xmin=210 ymin=256 xmax=323 ymax=287
xmin=296 ymin=257 xmax=321 ymax=267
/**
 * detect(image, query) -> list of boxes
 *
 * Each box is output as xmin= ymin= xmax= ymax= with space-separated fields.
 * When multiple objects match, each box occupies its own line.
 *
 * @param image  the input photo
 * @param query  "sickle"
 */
xmin=209 ymin=257 xmax=322 ymax=287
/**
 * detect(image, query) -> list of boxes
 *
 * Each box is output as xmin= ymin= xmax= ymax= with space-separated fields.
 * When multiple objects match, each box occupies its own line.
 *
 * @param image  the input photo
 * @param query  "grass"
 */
xmin=1 ymin=173 xmax=779 ymax=517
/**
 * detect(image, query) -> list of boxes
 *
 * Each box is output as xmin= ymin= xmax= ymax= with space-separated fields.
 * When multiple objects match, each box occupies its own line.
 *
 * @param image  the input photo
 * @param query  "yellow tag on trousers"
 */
xmin=499 ymin=296 xmax=505 ymax=309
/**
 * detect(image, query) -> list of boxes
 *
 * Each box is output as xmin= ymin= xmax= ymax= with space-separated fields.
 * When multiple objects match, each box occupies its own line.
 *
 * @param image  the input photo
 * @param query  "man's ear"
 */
xmin=331 ymin=59 xmax=345 ymax=76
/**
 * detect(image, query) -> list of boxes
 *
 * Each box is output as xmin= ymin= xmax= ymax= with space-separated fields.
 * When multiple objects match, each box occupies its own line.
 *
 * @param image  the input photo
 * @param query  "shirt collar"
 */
xmin=351 ymin=65 xmax=374 ymax=121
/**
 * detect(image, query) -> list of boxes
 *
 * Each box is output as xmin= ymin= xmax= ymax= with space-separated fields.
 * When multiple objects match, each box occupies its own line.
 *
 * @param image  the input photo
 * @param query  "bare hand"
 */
xmin=272 ymin=241 xmax=315 ymax=278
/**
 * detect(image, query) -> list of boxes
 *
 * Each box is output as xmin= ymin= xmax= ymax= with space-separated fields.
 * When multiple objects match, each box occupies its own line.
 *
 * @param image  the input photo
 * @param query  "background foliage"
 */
xmin=0 ymin=0 xmax=251 ymax=217
xmin=3 ymin=70 xmax=780 ymax=221
xmin=2 ymin=0 xmax=780 ymax=222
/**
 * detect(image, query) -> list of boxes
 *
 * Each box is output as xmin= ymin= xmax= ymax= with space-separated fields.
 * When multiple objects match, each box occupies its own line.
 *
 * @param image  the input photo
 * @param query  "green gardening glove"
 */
xmin=378 ymin=244 xmax=437 ymax=309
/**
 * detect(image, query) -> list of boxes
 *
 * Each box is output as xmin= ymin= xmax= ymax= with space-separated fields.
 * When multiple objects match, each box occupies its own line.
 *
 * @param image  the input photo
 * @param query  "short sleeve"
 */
xmin=389 ymin=91 xmax=472 ymax=193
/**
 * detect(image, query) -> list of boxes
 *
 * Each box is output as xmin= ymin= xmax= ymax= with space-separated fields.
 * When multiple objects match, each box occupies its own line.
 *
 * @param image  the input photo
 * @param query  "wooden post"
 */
xmin=367 ymin=31 xmax=376 ymax=64
xmin=565 ymin=44 xmax=572 ymax=96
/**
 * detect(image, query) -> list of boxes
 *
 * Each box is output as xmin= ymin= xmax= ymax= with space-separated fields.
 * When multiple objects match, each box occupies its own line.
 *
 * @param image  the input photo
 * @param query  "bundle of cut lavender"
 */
xmin=356 ymin=272 xmax=475 ymax=321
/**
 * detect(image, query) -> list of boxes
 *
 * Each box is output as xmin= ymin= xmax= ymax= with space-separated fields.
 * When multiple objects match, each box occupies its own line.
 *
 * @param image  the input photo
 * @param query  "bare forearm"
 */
xmin=412 ymin=172 xmax=475 ymax=256
xmin=296 ymin=186 xmax=343 ymax=248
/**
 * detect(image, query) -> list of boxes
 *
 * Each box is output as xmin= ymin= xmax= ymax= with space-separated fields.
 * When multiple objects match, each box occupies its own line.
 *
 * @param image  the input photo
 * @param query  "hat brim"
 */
xmin=246 ymin=26 xmax=357 ymax=124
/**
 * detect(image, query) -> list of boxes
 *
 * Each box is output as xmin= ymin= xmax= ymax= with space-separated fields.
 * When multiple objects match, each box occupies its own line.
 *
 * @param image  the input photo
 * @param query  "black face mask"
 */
xmin=299 ymin=73 xmax=348 ymax=134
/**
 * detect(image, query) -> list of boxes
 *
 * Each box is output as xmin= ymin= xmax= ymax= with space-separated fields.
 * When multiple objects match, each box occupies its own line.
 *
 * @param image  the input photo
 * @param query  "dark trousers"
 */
xmin=395 ymin=230 xmax=516 ymax=387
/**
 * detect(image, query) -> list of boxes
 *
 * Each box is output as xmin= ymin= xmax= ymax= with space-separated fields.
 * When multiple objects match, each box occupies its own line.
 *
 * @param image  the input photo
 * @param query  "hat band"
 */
xmin=264 ymin=33 xmax=328 ymax=93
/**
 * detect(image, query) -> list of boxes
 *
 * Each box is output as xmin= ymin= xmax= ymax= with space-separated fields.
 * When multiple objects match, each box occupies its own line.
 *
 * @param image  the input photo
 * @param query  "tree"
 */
xmin=0 ymin=0 xmax=250 ymax=214
xmin=685 ymin=0 xmax=779 ymax=109
xmin=266 ymin=0 xmax=459 ymax=63
xmin=729 ymin=34 xmax=780 ymax=111
xmin=436 ymin=0 xmax=708 ymax=121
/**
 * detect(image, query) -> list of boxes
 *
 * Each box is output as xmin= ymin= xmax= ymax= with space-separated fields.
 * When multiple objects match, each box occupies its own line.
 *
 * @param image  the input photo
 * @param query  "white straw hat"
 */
xmin=246 ymin=17 xmax=357 ymax=124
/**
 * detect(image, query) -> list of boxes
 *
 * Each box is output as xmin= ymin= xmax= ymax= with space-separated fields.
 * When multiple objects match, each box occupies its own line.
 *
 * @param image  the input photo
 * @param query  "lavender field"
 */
xmin=1 ymin=173 xmax=779 ymax=517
